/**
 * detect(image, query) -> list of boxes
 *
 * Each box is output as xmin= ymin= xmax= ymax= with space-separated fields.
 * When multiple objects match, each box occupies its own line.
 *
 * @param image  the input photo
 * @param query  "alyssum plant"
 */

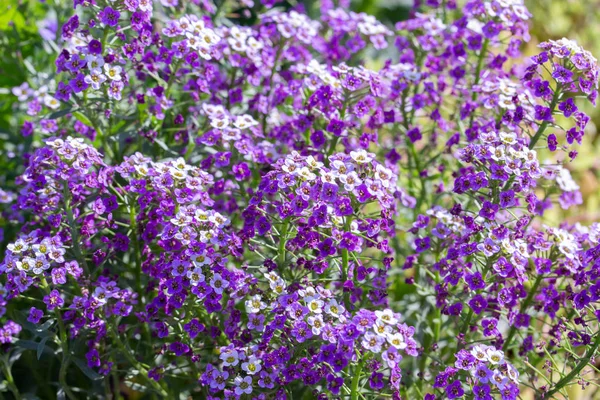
xmin=1 ymin=0 xmax=599 ymax=398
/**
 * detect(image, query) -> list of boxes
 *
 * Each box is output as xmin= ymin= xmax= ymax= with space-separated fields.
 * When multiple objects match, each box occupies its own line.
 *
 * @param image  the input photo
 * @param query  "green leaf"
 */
xmin=72 ymin=111 xmax=93 ymax=127
xmin=73 ymin=357 xmax=103 ymax=381
xmin=37 ymin=336 xmax=50 ymax=360
xmin=47 ymin=108 xmax=72 ymax=120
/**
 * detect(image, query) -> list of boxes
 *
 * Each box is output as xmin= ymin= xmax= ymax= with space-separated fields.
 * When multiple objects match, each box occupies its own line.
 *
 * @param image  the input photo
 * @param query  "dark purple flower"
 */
xmin=88 ymin=39 xmax=102 ymax=55
xmin=321 ymin=182 xmax=339 ymax=203
xmin=469 ymin=294 xmax=488 ymax=315
xmin=69 ymin=73 xmax=89 ymax=93
xmin=28 ymin=307 xmax=43 ymax=324
xmin=407 ymin=127 xmax=422 ymax=143
xmin=534 ymin=105 xmax=553 ymax=121
xmin=55 ymin=82 xmax=72 ymax=102
xmin=558 ymin=98 xmax=578 ymax=118
xmin=447 ymin=380 xmax=464 ymax=399
xmin=552 ymin=65 xmax=574 ymax=84
xmin=255 ymin=216 xmax=271 ymax=236
xmin=479 ymin=201 xmax=498 ymax=220
xmin=86 ymin=348 xmax=101 ymax=368
xmin=414 ymin=237 xmax=431 ymax=253
xmin=547 ymin=133 xmax=558 ymax=151
xmin=100 ymin=7 xmax=120 ymax=27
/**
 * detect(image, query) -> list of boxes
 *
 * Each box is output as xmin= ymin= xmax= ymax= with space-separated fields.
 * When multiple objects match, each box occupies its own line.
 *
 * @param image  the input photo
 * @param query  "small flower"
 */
xmin=234 ymin=375 xmax=253 ymax=395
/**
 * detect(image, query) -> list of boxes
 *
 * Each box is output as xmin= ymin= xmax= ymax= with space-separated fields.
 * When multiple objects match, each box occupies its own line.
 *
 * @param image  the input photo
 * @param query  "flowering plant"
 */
xmin=1 ymin=0 xmax=599 ymax=399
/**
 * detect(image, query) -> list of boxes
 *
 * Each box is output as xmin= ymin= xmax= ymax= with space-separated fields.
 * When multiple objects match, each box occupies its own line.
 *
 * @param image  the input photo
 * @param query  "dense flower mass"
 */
xmin=0 ymin=0 xmax=599 ymax=398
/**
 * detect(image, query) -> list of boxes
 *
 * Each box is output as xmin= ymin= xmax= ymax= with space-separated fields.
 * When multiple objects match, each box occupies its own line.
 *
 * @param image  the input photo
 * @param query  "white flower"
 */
xmin=307 ymin=315 xmax=325 ymax=335
xmin=85 ymin=69 xmax=107 ymax=90
xmin=187 ymin=267 xmax=205 ymax=285
xmin=86 ymin=55 xmax=105 ymax=70
xmin=198 ymin=28 xmax=220 ymax=48
xmin=241 ymin=356 xmax=262 ymax=375
xmin=324 ymin=299 xmax=345 ymax=318
xmin=8 ymin=239 xmax=28 ymax=254
xmin=305 ymin=297 xmax=324 ymax=313
xmin=245 ymin=295 xmax=266 ymax=313
xmin=386 ymin=333 xmax=407 ymax=349
xmin=43 ymin=95 xmax=61 ymax=109
xmin=103 ymin=64 xmax=122 ymax=81
xmin=220 ymin=349 xmax=239 ymax=366
xmin=350 ymin=149 xmax=374 ymax=164
xmin=486 ymin=348 xmax=505 ymax=365
xmin=375 ymin=309 xmax=398 ymax=324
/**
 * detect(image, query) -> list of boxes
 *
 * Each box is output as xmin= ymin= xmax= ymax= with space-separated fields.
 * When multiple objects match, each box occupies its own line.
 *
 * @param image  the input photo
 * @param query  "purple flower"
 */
xmin=464 ymin=272 xmax=485 ymax=290
xmin=44 ymin=290 xmax=64 ymax=311
xmin=414 ymin=237 xmax=431 ymax=253
xmin=558 ymin=98 xmax=578 ymax=118
xmin=469 ymin=294 xmax=488 ymax=315
xmin=369 ymin=371 xmax=385 ymax=390
xmin=28 ymin=307 xmax=43 ymax=324
xmin=291 ymin=321 xmax=312 ymax=343
xmin=479 ymin=201 xmax=499 ymax=220
xmin=88 ymin=39 xmax=102 ymax=55
xmin=407 ymin=127 xmax=422 ymax=143
xmin=99 ymin=7 xmax=120 ymax=27
xmin=311 ymin=130 xmax=326 ymax=147
xmin=446 ymin=380 xmax=464 ymax=399
xmin=532 ymin=79 xmax=551 ymax=97
xmin=321 ymin=182 xmax=339 ymax=203
xmin=55 ymin=82 xmax=72 ymax=102
xmin=317 ymin=238 xmax=336 ymax=258
xmin=474 ymin=384 xmax=492 ymax=400
xmin=499 ymin=190 xmax=516 ymax=208
xmin=255 ymin=216 xmax=271 ymax=236
xmin=86 ymin=348 xmax=101 ymax=368
xmin=327 ymin=119 xmax=344 ymax=136
xmin=482 ymin=20 xmax=501 ymax=39
xmin=69 ymin=73 xmax=89 ymax=93
xmin=534 ymin=105 xmax=553 ymax=121
xmin=552 ymin=65 xmax=574 ymax=84
xmin=547 ymin=133 xmax=558 ymax=151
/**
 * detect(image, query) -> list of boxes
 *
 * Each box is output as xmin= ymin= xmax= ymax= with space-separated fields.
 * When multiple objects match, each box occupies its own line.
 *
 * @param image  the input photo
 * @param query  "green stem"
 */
xmin=528 ymin=86 xmax=561 ymax=150
xmin=350 ymin=358 xmax=364 ymax=400
xmin=129 ymin=204 xmax=142 ymax=295
xmin=109 ymin=324 xmax=169 ymax=397
xmin=503 ymin=274 xmax=544 ymax=351
xmin=467 ymin=39 xmax=489 ymax=131
xmin=62 ymin=182 xmax=90 ymax=276
xmin=278 ymin=218 xmax=289 ymax=267
xmin=40 ymin=277 xmax=77 ymax=400
xmin=544 ymin=333 xmax=600 ymax=399
xmin=1 ymin=356 xmax=22 ymax=400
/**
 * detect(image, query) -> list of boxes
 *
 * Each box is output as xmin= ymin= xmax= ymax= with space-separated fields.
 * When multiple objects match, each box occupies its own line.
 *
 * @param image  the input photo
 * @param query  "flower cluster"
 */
xmin=1 ymin=0 xmax=600 ymax=399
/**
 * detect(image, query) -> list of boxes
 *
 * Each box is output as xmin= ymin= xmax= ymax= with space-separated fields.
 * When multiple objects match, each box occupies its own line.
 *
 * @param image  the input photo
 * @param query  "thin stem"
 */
xmin=109 ymin=324 xmax=169 ymax=397
xmin=544 ymin=333 xmax=600 ymax=399
xmin=503 ymin=274 xmax=544 ymax=351
xmin=528 ymin=86 xmax=561 ymax=150
xmin=1 ymin=356 xmax=22 ymax=400
xmin=62 ymin=182 xmax=90 ymax=276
